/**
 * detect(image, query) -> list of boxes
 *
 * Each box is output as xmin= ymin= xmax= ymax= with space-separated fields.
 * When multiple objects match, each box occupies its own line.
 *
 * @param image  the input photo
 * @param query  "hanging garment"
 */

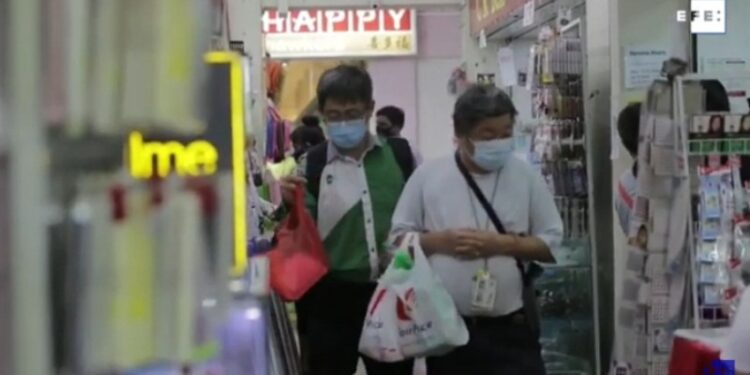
xmin=157 ymin=189 xmax=205 ymax=362
xmin=266 ymin=102 xmax=284 ymax=161
xmin=79 ymin=186 xmax=117 ymax=373
xmin=111 ymin=188 xmax=155 ymax=369
xmin=89 ymin=0 xmax=122 ymax=134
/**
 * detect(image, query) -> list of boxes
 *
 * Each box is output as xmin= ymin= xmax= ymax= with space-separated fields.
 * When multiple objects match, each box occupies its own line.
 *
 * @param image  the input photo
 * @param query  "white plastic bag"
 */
xmin=358 ymin=233 xmax=469 ymax=362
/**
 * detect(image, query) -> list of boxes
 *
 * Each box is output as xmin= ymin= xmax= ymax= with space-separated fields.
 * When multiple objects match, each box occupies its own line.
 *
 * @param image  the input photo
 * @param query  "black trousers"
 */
xmin=296 ymin=276 xmax=414 ymax=375
xmin=427 ymin=310 xmax=546 ymax=375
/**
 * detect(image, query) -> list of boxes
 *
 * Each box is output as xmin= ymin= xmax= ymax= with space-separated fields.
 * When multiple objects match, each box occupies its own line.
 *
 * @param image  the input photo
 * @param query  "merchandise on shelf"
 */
xmin=50 ymin=173 xmax=223 ymax=374
xmin=523 ymin=30 xmax=596 ymax=374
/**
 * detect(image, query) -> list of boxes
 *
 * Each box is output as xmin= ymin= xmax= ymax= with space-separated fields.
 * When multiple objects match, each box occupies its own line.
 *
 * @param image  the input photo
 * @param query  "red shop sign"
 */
xmin=469 ymin=0 xmax=526 ymax=36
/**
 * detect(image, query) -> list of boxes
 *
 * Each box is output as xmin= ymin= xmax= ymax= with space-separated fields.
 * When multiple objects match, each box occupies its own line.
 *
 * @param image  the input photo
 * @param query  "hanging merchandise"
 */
xmin=613 ymin=78 xmax=698 ymax=375
xmin=678 ymin=80 xmax=750 ymax=329
xmin=521 ymin=26 xmax=597 ymax=375
xmin=50 ymin=173 xmax=224 ymax=374
xmin=118 ymin=0 xmax=210 ymax=134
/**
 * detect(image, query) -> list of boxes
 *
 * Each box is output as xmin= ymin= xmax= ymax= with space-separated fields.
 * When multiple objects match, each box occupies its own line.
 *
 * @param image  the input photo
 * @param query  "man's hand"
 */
xmin=420 ymin=230 xmax=484 ymax=258
xmin=455 ymin=229 xmax=512 ymax=258
xmin=420 ymin=230 xmax=461 ymax=256
xmin=279 ymin=176 xmax=307 ymax=204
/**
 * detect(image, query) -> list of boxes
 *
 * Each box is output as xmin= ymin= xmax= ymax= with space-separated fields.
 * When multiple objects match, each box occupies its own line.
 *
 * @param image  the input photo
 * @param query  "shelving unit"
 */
xmin=520 ymin=16 xmax=603 ymax=375
xmin=674 ymin=74 xmax=750 ymax=330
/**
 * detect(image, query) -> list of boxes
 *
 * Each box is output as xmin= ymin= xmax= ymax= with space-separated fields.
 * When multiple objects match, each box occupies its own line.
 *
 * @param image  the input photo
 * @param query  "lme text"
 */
xmin=128 ymin=131 xmax=219 ymax=179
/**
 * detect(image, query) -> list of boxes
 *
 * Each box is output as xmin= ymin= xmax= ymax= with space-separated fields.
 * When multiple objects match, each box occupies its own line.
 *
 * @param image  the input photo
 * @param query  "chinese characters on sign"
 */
xmin=262 ymin=8 xmax=417 ymax=58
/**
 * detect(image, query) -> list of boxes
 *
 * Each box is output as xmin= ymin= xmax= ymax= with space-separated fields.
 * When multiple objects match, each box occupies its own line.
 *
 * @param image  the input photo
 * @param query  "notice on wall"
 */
xmin=497 ymin=47 xmax=518 ymax=87
xmin=522 ymin=1 xmax=535 ymax=28
xmin=701 ymin=57 xmax=750 ymax=112
xmin=624 ymin=46 xmax=668 ymax=89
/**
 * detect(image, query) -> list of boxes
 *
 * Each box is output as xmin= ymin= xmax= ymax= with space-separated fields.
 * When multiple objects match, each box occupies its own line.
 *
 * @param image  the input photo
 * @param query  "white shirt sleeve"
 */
xmin=389 ymin=167 xmax=426 ymax=239
xmin=722 ymin=288 xmax=750 ymax=373
xmin=528 ymin=168 xmax=564 ymax=258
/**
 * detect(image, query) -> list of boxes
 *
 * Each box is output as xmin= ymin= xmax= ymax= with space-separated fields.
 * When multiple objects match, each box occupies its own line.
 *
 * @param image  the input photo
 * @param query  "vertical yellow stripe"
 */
xmin=204 ymin=52 xmax=248 ymax=276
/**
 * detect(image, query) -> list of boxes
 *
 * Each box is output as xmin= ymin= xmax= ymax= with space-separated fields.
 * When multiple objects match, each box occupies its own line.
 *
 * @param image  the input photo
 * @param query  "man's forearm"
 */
xmin=493 ymin=234 xmax=556 ymax=263
xmin=418 ymin=232 xmax=443 ymax=256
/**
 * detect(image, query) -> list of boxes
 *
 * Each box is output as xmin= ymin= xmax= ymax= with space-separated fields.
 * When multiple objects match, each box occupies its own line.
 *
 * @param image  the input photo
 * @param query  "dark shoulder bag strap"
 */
xmin=454 ymin=152 xmax=541 ymax=338
xmin=386 ymin=137 xmax=416 ymax=181
xmin=454 ymin=152 xmax=529 ymax=285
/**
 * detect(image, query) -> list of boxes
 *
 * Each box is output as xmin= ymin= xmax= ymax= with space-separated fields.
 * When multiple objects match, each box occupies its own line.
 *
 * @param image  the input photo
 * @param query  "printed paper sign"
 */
xmin=522 ymin=1 xmax=535 ymax=27
xmin=624 ymin=46 xmax=668 ymax=89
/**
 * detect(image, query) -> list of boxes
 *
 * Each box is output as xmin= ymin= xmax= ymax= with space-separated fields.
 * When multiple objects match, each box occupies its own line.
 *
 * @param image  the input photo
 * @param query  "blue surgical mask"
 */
xmin=327 ymin=119 xmax=369 ymax=149
xmin=470 ymin=138 xmax=515 ymax=171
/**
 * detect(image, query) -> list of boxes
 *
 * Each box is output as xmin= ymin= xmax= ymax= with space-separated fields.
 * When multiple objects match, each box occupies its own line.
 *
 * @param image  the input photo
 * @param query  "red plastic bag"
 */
xmin=269 ymin=185 xmax=328 ymax=301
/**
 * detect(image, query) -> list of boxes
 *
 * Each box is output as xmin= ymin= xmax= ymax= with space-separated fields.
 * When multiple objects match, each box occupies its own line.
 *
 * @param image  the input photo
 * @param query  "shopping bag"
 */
xmin=268 ymin=185 xmax=328 ymax=301
xmin=358 ymin=233 xmax=469 ymax=362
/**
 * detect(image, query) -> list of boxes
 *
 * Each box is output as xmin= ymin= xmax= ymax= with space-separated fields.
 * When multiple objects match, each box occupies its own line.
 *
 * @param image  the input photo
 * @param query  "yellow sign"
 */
xmin=127 ymin=131 xmax=219 ymax=179
xmin=204 ymin=51 xmax=248 ymax=277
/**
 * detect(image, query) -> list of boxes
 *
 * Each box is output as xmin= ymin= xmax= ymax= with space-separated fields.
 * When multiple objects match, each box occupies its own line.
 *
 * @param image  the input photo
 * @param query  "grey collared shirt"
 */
xmin=390 ymin=154 xmax=563 ymax=316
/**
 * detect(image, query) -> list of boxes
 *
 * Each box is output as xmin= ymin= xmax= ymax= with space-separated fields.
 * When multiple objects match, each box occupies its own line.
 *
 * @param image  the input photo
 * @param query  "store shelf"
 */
xmin=688 ymin=138 xmax=750 ymax=155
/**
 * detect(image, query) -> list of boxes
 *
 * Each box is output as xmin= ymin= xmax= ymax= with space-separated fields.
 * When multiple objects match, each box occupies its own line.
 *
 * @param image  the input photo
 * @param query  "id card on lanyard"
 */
xmin=471 ymin=266 xmax=497 ymax=313
xmin=467 ymin=171 xmax=501 ymax=314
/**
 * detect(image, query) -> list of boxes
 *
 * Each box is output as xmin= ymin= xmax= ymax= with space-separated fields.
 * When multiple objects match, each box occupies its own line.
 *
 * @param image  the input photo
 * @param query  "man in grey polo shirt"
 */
xmin=389 ymin=85 xmax=563 ymax=375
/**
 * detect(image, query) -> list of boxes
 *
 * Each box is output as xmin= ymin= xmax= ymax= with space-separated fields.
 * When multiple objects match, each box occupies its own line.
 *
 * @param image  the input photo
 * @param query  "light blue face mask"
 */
xmin=327 ymin=119 xmax=369 ymax=149
xmin=471 ymin=138 xmax=515 ymax=171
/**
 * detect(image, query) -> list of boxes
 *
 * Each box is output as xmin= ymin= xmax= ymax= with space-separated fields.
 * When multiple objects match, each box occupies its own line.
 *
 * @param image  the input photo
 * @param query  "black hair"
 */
xmin=701 ymin=79 xmax=730 ymax=112
xmin=452 ymin=85 xmax=517 ymax=136
xmin=317 ymin=64 xmax=373 ymax=110
xmin=617 ymin=102 xmax=641 ymax=157
xmin=376 ymin=106 xmax=405 ymax=128
xmin=290 ymin=123 xmax=325 ymax=160
xmin=301 ymin=115 xmax=321 ymax=128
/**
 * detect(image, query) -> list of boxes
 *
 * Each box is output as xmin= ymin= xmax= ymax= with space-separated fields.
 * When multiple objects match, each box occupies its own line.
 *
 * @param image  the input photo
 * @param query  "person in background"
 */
xmin=389 ymin=85 xmax=562 ymax=374
xmin=376 ymin=105 xmax=423 ymax=165
xmin=290 ymin=115 xmax=326 ymax=161
xmin=279 ymin=64 xmax=415 ymax=375
xmin=614 ymin=102 xmax=641 ymax=235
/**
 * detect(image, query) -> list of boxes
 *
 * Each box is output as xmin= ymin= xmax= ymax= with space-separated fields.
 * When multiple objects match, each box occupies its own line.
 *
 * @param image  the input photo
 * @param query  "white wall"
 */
xmin=696 ymin=0 xmax=750 ymax=113
xmin=368 ymin=10 xmax=462 ymax=161
xmin=416 ymin=58 xmax=459 ymax=160
xmin=369 ymin=58 xmax=419 ymax=142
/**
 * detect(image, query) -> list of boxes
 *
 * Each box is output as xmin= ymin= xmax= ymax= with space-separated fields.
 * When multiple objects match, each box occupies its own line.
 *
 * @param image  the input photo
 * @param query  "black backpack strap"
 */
xmin=386 ymin=137 xmax=416 ymax=181
xmin=304 ymin=142 xmax=329 ymax=200
xmin=454 ymin=152 xmax=531 ymax=286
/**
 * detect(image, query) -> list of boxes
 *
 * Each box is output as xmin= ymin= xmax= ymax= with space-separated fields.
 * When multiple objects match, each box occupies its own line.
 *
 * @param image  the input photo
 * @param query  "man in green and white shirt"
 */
xmin=280 ymin=64 xmax=415 ymax=375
